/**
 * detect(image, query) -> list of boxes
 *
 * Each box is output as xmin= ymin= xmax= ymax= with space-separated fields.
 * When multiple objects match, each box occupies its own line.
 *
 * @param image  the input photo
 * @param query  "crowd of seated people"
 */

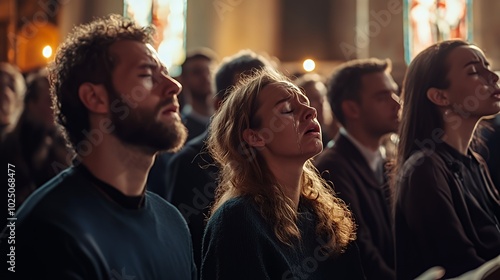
xmin=1 ymin=13 xmax=500 ymax=280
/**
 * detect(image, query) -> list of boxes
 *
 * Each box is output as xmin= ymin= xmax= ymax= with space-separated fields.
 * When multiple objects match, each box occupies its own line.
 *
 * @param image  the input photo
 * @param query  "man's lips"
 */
xmin=160 ymin=105 xmax=179 ymax=115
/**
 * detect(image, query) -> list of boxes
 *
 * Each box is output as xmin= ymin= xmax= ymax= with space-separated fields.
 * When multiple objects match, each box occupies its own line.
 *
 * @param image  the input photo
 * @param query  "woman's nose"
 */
xmin=304 ymin=105 xmax=317 ymax=120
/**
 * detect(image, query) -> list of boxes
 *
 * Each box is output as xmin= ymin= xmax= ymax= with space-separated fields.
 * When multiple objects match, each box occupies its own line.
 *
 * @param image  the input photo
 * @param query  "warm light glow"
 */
xmin=42 ymin=45 xmax=52 ymax=58
xmin=124 ymin=0 xmax=187 ymax=77
xmin=303 ymin=59 xmax=315 ymax=72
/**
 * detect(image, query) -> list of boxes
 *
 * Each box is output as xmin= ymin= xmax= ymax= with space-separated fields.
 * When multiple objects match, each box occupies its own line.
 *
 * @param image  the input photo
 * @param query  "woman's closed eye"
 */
xmin=281 ymin=104 xmax=294 ymax=114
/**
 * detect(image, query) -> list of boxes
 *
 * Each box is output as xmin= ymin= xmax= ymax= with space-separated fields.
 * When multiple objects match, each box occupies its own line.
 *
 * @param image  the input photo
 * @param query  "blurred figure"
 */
xmin=294 ymin=73 xmax=338 ymax=147
xmin=0 ymin=63 xmax=26 ymax=140
xmin=202 ymin=68 xmax=364 ymax=279
xmin=24 ymin=68 xmax=55 ymax=129
xmin=395 ymin=40 xmax=500 ymax=279
xmin=180 ymin=48 xmax=217 ymax=141
xmin=315 ymin=58 xmax=400 ymax=279
xmin=1 ymin=68 xmax=72 ymax=207
xmin=166 ymin=50 xmax=273 ymax=275
xmin=478 ymin=115 xmax=500 ymax=190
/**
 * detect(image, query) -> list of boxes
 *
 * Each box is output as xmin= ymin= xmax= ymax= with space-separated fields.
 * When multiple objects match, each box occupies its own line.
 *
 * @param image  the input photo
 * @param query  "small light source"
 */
xmin=42 ymin=45 xmax=52 ymax=58
xmin=303 ymin=59 xmax=315 ymax=72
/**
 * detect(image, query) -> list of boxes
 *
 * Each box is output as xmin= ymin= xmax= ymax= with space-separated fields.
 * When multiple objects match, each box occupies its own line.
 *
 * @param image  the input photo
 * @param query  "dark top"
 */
xmin=0 ymin=165 xmax=197 ymax=280
xmin=183 ymin=113 xmax=209 ymax=142
xmin=146 ymin=151 xmax=174 ymax=197
xmin=0 ymin=120 xmax=70 ymax=208
xmin=315 ymin=134 xmax=395 ymax=280
xmin=166 ymin=131 xmax=218 ymax=275
xmin=479 ymin=115 xmax=500 ymax=189
xmin=201 ymin=196 xmax=366 ymax=280
xmin=395 ymin=142 xmax=500 ymax=279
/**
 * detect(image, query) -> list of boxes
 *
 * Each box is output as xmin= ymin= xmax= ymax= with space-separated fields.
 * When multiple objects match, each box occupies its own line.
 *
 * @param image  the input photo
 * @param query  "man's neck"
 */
xmin=341 ymin=126 xmax=381 ymax=151
xmin=80 ymin=136 xmax=154 ymax=196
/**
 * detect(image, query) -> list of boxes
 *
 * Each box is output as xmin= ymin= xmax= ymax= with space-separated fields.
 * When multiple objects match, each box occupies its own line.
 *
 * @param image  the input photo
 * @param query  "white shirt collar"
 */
xmin=339 ymin=127 xmax=385 ymax=172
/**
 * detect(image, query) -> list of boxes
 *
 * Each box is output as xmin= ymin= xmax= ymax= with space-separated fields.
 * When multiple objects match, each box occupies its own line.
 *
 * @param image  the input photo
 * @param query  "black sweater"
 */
xmin=1 ymin=166 xmax=196 ymax=280
xmin=395 ymin=142 xmax=500 ymax=279
xmin=201 ymin=196 xmax=366 ymax=280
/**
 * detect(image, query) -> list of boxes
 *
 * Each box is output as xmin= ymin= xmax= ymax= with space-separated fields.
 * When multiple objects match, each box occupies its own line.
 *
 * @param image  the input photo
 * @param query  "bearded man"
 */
xmin=0 ymin=15 xmax=195 ymax=280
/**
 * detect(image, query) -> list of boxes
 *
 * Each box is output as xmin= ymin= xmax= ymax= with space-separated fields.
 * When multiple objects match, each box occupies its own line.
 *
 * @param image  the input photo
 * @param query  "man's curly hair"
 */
xmin=49 ymin=14 xmax=154 ymax=151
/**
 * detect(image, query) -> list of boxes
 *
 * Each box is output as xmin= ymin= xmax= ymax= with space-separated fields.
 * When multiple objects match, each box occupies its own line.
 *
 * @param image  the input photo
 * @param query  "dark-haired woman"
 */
xmin=395 ymin=40 xmax=500 ymax=279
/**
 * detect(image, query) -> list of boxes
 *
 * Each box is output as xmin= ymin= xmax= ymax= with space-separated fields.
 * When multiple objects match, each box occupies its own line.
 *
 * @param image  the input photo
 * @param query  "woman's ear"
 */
xmin=426 ymin=87 xmax=450 ymax=106
xmin=243 ymin=128 xmax=265 ymax=148
xmin=78 ymin=82 xmax=109 ymax=114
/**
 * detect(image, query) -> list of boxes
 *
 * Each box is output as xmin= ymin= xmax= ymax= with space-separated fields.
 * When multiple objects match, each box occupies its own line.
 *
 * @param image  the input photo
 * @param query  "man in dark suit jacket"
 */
xmin=479 ymin=115 xmax=500 ymax=190
xmin=315 ymin=58 xmax=400 ymax=280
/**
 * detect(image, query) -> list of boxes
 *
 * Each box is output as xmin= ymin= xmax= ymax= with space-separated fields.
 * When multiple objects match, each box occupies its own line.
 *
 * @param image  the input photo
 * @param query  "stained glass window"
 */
xmin=124 ymin=0 xmax=186 ymax=76
xmin=404 ymin=0 xmax=473 ymax=64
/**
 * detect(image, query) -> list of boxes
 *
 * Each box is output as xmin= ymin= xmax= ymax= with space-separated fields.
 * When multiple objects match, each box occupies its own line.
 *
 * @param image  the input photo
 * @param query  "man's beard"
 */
xmin=108 ymin=87 xmax=188 ymax=154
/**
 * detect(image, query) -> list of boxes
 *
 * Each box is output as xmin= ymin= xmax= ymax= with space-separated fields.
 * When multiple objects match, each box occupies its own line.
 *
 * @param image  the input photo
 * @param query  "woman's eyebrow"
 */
xmin=274 ymin=95 xmax=292 ymax=106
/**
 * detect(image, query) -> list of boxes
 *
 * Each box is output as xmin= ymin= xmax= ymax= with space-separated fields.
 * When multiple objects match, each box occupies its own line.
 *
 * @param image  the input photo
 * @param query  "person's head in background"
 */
xmin=328 ymin=58 xmax=400 ymax=151
xmin=213 ymin=49 xmax=274 ymax=110
xmin=180 ymin=48 xmax=217 ymax=116
xmin=398 ymin=40 xmax=500 ymax=165
xmin=0 ymin=62 xmax=26 ymax=138
xmin=208 ymin=68 xmax=355 ymax=253
xmin=24 ymin=68 xmax=55 ymax=130
xmin=294 ymin=73 xmax=337 ymax=146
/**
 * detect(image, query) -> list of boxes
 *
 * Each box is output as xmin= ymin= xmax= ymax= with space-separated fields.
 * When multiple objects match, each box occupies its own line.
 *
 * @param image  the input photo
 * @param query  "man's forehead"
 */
xmin=110 ymin=40 xmax=163 ymax=67
xmin=361 ymin=72 xmax=397 ymax=92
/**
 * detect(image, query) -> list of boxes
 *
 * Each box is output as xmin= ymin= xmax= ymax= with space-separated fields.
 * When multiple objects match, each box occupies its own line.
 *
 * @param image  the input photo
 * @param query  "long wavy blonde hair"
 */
xmin=207 ymin=68 xmax=355 ymax=254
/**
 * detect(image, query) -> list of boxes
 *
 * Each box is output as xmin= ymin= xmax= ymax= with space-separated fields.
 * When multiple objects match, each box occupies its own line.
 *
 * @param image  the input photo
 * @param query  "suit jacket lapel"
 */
xmin=336 ymin=135 xmax=381 ymax=190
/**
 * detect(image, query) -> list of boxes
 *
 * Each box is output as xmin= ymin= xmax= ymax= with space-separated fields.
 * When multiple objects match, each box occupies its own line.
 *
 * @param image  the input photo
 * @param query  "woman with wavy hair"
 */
xmin=201 ymin=68 xmax=364 ymax=279
xmin=395 ymin=40 xmax=500 ymax=279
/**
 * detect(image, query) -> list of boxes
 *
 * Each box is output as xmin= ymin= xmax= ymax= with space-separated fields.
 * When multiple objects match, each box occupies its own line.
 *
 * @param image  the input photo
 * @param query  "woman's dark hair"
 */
xmin=397 ymin=40 xmax=470 ymax=165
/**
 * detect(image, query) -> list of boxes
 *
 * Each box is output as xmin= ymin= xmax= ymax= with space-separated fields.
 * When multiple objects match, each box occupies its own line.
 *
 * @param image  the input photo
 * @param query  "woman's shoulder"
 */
xmin=215 ymin=196 xmax=256 ymax=213
xmin=400 ymin=148 xmax=449 ymax=176
xmin=205 ymin=196 xmax=272 ymax=240
xmin=208 ymin=196 xmax=261 ymax=226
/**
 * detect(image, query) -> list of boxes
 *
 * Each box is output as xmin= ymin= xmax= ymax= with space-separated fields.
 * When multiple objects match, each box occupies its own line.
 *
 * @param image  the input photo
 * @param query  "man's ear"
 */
xmin=341 ymin=100 xmax=361 ymax=120
xmin=243 ymin=128 xmax=265 ymax=148
xmin=426 ymin=87 xmax=450 ymax=106
xmin=78 ymin=83 xmax=109 ymax=114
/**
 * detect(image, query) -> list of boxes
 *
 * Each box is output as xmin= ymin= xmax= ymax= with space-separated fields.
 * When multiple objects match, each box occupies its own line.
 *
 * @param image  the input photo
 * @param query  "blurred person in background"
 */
xmin=294 ymin=73 xmax=338 ymax=148
xmin=1 ymin=68 xmax=72 ymax=207
xmin=0 ymin=62 xmax=26 ymax=141
xmin=315 ymin=58 xmax=400 ymax=279
xmin=180 ymin=48 xmax=217 ymax=141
